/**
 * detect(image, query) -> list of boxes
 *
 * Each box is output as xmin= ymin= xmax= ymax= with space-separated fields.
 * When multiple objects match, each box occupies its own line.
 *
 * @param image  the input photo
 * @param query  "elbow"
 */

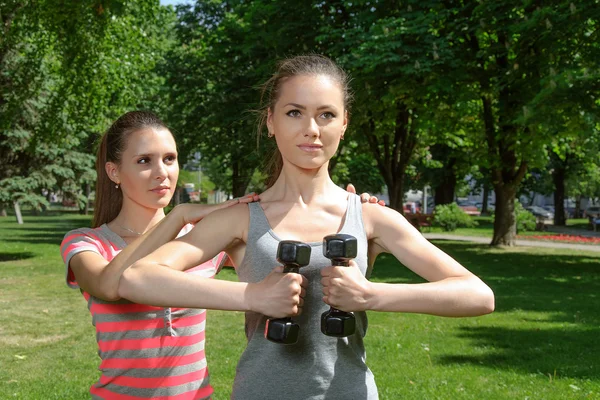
xmin=475 ymin=284 xmax=495 ymax=315
xmin=117 ymin=262 xmax=142 ymax=300
xmin=95 ymin=273 xmax=122 ymax=302
xmin=100 ymin=287 xmax=121 ymax=302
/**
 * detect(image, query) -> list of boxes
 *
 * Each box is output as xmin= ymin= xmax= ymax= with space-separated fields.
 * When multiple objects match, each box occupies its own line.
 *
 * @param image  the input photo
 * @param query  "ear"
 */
xmin=341 ymin=110 xmax=349 ymax=136
xmin=266 ymin=108 xmax=274 ymax=136
xmin=105 ymin=161 xmax=119 ymax=184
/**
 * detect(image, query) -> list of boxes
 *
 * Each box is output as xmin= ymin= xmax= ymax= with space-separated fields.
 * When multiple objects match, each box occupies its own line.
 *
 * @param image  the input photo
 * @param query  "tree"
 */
xmin=443 ymin=1 xmax=599 ymax=245
xmin=164 ymin=0 xmax=336 ymax=196
xmin=321 ymin=1 xmax=461 ymax=211
xmin=0 ymin=1 xmax=174 ymax=218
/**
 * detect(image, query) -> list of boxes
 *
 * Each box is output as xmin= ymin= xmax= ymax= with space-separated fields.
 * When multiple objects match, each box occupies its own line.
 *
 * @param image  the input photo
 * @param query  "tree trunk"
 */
xmin=387 ymin=175 xmax=405 ymax=213
xmin=552 ymin=164 xmax=566 ymax=226
xmin=433 ymin=173 xmax=456 ymax=207
xmin=491 ymin=185 xmax=517 ymax=246
xmin=574 ymin=194 xmax=582 ymax=219
xmin=0 ymin=208 xmax=7 ymax=217
xmin=481 ymin=185 xmax=490 ymax=215
xmin=80 ymin=184 xmax=91 ymax=215
xmin=362 ymin=103 xmax=418 ymax=215
xmin=231 ymin=160 xmax=251 ymax=198
xmin=14 ymin=201 xmax=23 ymax=224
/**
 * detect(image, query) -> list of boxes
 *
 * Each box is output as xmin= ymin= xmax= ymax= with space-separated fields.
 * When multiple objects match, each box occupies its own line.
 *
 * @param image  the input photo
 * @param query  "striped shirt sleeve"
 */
xmin=60 ymin=228 xmax=106 ymax=289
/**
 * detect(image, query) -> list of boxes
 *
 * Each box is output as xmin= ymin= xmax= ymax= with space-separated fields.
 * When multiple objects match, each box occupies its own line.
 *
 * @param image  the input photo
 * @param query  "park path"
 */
xmin=423 ymin=233 xmax=600 ymax=253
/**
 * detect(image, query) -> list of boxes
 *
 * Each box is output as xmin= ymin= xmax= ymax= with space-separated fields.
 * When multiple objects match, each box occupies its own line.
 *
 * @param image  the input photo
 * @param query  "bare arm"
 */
xmin=321 ymin=203 xmax=494 ymax=317
xmin=69 ymin=198 xmax=254 ymax=301
xmin=118 ymin=204 xmax=307 ymax=317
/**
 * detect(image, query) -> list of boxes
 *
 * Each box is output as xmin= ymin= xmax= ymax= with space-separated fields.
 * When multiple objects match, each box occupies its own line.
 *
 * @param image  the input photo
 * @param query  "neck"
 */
xmin=267 ymin=162 xmax=340 ymax=204
xmin=111 ymin=199 xmax=166 ymax=235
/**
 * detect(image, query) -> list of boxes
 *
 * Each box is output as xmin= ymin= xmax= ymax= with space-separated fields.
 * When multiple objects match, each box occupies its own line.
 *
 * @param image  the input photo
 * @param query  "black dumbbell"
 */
xmin=321 ymin=234 xmax=358 ymax=337
xmin=265 ymin=240 xmax=311 ymax=344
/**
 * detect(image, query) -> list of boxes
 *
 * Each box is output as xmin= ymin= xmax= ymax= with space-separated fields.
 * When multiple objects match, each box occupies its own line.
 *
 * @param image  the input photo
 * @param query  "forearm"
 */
xmin=98 ymin=208 xmax=187 ymax=300
xmin=367 ymin=276 xmax=495 ymax=317
xmin=118 ymin=263 xmax=253 ymax=310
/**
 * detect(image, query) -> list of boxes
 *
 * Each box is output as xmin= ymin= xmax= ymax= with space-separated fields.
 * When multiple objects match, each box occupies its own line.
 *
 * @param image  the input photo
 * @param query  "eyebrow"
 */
xmin=132 ymin=152 xmax=177 ymax=158
xmin=283 ymin=103 xmax=338 ymax=110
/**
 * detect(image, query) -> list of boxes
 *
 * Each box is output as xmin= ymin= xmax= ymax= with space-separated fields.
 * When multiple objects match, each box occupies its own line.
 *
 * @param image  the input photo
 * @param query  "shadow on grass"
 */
xmin=437 ymin=325 xmax=599 ymax=379
xmin=372 ymin=241 xmax=600 ymax=326
xmin=1 ymin=217 xmax=92 ymax=246
xmin=372 ymin=241 xmax=600 ymax=379
xmin=0 ymin=252 xmax=36 ymax=262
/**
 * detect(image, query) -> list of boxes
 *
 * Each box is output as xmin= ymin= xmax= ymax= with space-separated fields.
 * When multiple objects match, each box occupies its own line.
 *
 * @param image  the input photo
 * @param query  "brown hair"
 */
xmin=257 ymin=55 xmax=352 ymax=187
xmin=92 ymin=111 xmax=169 ymax=227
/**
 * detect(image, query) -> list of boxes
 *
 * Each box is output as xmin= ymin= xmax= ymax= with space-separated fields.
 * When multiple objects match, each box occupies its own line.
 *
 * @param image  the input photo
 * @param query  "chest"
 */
xmin=262 ymin=205 xmax=347 ymax=243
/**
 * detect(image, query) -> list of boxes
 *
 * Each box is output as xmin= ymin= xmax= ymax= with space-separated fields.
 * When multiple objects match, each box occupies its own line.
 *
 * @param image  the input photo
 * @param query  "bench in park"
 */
xmin=407 ymin=213 xmax=434 ymax=232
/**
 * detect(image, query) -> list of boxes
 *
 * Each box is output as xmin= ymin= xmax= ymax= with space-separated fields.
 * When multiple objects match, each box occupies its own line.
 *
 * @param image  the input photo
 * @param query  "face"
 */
xmin=267 ymin=74 xmax=347 ymax=171
xmin=106 ymin=127 xmax=179 ymax=210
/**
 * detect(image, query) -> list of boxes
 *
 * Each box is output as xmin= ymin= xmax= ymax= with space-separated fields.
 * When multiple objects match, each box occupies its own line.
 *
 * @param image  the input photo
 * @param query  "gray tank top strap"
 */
xmin=340 ymin=193 xmax=363 ymax=233
xmin=247 ymin=202 xmax=272 ymax=241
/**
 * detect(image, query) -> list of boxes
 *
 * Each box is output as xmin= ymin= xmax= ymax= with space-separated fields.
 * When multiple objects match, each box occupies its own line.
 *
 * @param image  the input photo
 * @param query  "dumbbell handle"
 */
xmin=283 ymin=265 xmax=299 ymax=274
xmin=330 ymin=259 xmax=349 ymax=313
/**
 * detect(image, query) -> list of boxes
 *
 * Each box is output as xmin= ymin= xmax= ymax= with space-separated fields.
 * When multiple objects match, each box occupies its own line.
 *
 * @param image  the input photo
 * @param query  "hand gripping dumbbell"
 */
xmin=321 ymin=234 xmax=358 ymax=337
xmin=264 ymin=240 xmax=311 ymax=344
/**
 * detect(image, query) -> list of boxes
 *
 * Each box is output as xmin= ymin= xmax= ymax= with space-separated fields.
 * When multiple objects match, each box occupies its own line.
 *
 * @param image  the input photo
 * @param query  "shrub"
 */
xmin=516 ymin=201 xmax=536 ymax=232
xmin=433 ymin=203 xmax=478 ymax=232
xmin=489 ymin=201 xmax=537 ymax=232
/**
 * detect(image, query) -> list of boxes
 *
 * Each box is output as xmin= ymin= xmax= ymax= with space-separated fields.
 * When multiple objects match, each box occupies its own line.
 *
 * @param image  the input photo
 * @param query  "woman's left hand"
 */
xmin=321 ymin=260 xmax=374 ymax=312
xmin=346 ymin=183 xmax=386 ymax=206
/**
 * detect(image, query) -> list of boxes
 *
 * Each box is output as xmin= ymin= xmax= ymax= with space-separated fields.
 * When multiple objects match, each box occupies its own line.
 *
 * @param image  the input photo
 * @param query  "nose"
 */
xmin=304 ymin=118 xmax=320 ymax=138
xmin=155 ymin=160 xmax=168 ymax=180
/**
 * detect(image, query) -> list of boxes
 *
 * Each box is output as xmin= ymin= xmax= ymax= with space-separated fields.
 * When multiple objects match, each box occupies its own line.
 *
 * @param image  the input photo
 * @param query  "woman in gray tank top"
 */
xmin=117 ymin=55 xmax=495 ymax=399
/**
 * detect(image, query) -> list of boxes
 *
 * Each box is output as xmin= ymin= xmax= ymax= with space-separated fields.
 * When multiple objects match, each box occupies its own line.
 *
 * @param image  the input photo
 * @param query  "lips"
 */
xmin=151 ymin=186 xmax=170 ymax=195
xmin=297 ymin=143 xmax=323 ymax=152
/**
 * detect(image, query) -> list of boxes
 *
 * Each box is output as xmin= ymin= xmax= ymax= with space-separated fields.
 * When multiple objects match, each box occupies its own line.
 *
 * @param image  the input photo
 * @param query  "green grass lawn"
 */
xmin=1 ymin=214 xmax=599 ymax=399
xmin=425 ymin=216 xmax=596 ymax=239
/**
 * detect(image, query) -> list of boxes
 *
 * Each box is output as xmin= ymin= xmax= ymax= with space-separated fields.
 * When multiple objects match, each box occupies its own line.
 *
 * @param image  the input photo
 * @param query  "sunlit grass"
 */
xmin=1 ymin=214 xmax=598 ymax=399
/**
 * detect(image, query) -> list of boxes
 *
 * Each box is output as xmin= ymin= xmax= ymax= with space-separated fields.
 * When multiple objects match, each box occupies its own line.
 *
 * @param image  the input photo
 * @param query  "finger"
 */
xmin=346 ymin=183 xmax=356 ymax=194
xmin=300 ymin=275 xmax=308 ymax=287
xmin=360 ymin=193 xmax=370 ymax=203
xmin=368 ymin=197 xmax=377 ymax=203
xmin=272 ymin=266 xmax=284 ymax=273
xmin=320 ymin=276 xmax=329 ymax=287
xmin=378 ymin=200 xmax=386 ymax=206
xmin=321 ymin=266 xmax=333 ymax=277
xmin=300 ymin=287 xmax=306 ymax=298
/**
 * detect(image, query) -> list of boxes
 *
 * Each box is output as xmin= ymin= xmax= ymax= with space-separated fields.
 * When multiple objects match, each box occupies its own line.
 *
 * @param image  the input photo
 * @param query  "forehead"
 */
xmin=276 ymin=74 xmax=344 ymax=107
xmin=124 ymin=127 xmax=176 ymax=154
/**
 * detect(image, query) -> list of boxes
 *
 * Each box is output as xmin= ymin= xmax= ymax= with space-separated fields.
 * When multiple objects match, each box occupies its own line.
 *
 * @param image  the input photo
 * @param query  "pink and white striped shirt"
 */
xmin=61 ymin=224 xmax=224 ymax=400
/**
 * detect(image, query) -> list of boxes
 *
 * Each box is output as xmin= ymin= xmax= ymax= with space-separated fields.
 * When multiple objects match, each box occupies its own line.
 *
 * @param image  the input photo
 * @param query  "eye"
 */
xmin=286 ymin=109 xmax=302 ymax=118
xmin=137 ymin=157 xmax=150 ymax=164
xmin=164 ymin=155 xmax=177 ymax=163
xmin=320 ymin=112 xmax=335 ymax=120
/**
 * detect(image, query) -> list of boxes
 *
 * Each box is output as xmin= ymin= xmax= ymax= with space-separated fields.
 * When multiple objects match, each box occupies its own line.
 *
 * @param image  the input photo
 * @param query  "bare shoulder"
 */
xmin=361 ymin=202 xmax=414 ymax=239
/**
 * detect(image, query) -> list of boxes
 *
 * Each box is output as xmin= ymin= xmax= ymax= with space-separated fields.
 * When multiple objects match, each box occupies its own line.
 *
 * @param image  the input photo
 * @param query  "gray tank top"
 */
xmin=231 ymin=194 xmax=378 ymax=399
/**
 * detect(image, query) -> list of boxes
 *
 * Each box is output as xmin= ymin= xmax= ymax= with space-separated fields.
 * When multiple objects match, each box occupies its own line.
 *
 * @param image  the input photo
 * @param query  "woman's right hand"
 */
xmin=175 ymin=193 xmax=260 ymax=225
xmin=246 ymin=266 xmax=307 ymax=318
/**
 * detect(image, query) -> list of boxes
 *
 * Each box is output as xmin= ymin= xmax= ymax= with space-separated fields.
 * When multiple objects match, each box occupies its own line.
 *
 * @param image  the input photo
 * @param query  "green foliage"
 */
xmin=0 ymin=1 xmax=173 ymax=213
xmin=515 ymin=201 xmax=537 ymax=233
xmin=330 ymin=141 xmax=386 ymax=194
xmin=433 ymin=203 xmax=478 ymax=232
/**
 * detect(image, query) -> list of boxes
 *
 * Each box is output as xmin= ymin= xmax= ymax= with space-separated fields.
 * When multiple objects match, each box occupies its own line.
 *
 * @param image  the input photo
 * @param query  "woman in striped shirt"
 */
xmin=61 ymin=110 xmax=307 ymax=399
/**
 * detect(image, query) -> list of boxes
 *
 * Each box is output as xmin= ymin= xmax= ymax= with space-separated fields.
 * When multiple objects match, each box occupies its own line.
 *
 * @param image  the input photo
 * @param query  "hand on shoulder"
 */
xmin=174 ymin=193 xmax=260 ymax=225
